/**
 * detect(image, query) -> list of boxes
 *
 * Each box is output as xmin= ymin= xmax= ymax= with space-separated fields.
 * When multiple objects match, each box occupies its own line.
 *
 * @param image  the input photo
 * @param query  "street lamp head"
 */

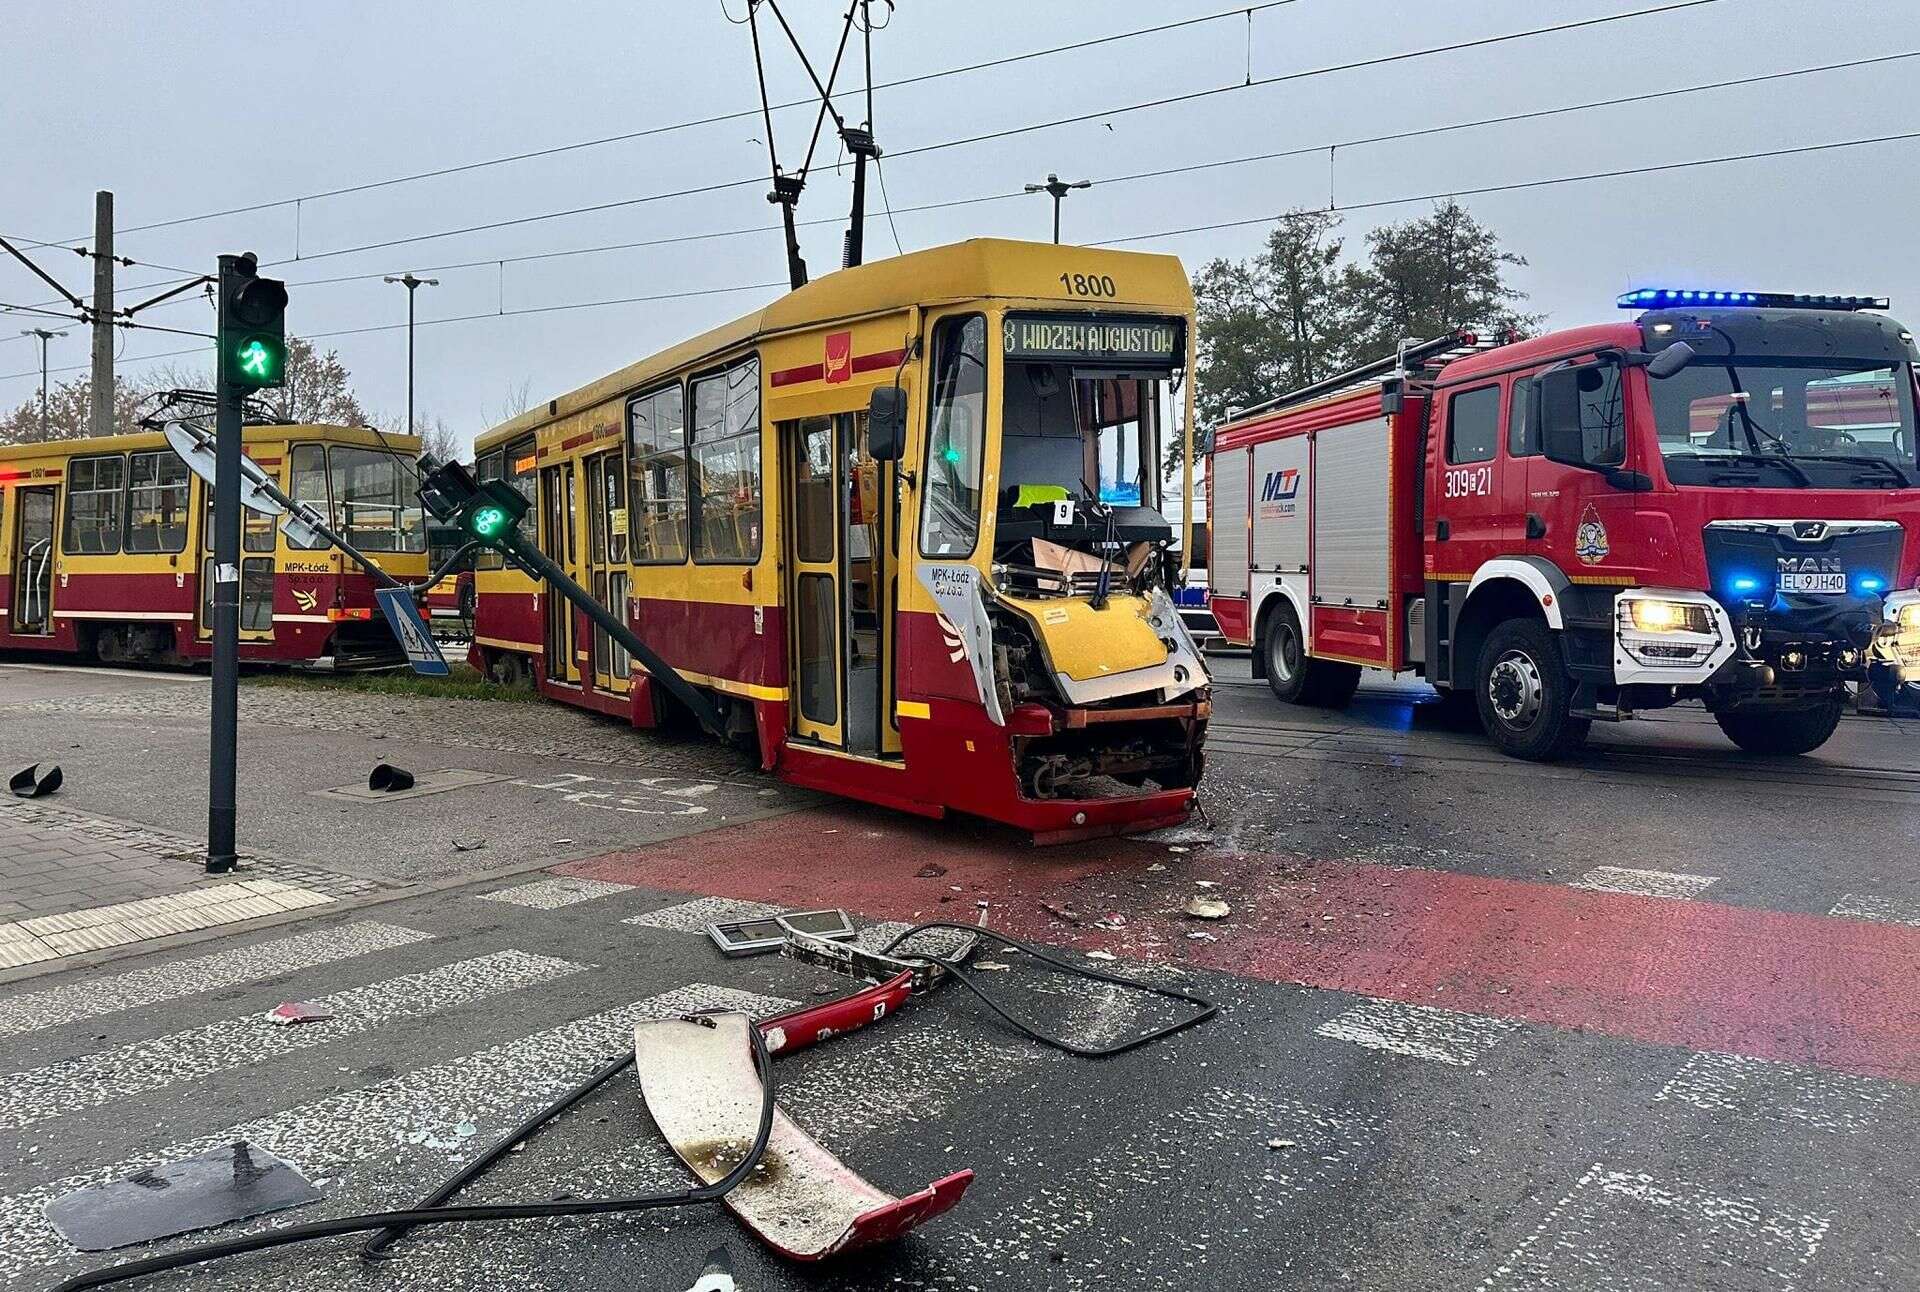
xmin=1024 ymin=184 xmax=1046 ymax=194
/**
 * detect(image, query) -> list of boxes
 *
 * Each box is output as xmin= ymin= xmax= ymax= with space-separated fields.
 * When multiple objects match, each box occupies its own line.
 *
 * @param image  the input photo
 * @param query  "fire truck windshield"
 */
xmin=1647 ymin=358 xmax=1918 ymax=488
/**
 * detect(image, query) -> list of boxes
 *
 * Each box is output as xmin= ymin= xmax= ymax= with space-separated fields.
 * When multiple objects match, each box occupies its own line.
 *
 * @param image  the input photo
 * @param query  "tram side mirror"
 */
xmin=868 ymin=386 xmax=907 ymax=462
xmin=1646 ymin=340 xmax=1695 ymax=380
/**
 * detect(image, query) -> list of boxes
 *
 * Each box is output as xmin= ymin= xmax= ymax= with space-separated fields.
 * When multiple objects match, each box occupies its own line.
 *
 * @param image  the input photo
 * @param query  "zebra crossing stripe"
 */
xmin=0 ymin=921 xmax=431 ymax=1041
xmin=0 ymin=983 xmax=791 ymax=1287
xmin=0 ymin=949 xmax=585 ymax=1133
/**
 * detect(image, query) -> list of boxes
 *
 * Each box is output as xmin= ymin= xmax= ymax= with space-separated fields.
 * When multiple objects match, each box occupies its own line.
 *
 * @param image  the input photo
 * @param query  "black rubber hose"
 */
xmin=360 ymin=1051 xmax=634 ymax=1260
xmin=48 ymin=1017 xmax=775 ymax=1292
xmin=881 ymin=921 xmax=1218 ymax=1056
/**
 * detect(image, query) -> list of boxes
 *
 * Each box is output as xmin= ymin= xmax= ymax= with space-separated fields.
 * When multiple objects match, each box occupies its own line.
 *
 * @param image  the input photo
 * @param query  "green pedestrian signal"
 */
xmin=219 ymin=254 xmax=288 ymax=390
xmin=234 ymin=337 xmax=283 ymax=384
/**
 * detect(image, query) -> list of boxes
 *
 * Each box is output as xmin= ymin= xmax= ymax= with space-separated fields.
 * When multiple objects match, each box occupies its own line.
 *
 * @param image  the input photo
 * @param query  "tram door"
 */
xmin=584 ymin=451 xmax=630 ymax=694
xmin=197 ymin=482 xmax=274 ymax=644
xmin=539 ymin=462 xmax=581 ymax=685
xmin=10 ymin=488 xmax=57 ymax=635
xmin=783 ymin=413 xmax=896 ymax=757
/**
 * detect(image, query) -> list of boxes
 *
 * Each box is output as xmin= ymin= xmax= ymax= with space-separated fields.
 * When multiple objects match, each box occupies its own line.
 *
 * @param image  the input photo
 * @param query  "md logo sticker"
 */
xmin=1258 ymin=467 xmax=1301 ymax=518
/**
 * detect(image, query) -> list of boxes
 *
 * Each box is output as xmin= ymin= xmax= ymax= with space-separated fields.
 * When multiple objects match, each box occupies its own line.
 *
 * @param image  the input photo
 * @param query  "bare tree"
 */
xmin=486 ymin=377 xmax=535 ymax=428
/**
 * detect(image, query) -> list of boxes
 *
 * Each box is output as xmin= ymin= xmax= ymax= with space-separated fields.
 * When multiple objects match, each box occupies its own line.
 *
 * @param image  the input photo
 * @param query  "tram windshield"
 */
xmin=987 ymin=312 xmax=1184 ymax=581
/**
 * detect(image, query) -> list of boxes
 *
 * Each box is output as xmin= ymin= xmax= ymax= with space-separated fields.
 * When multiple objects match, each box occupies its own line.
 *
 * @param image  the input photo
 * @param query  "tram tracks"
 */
xmin=1201 ymin=715 xmax=1920 ymax=805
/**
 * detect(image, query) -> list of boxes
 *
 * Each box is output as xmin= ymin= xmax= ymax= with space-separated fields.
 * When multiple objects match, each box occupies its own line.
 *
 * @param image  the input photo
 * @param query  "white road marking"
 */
xmin=1316 ymin=998 xmax=1520 ymax=1066
xmin=510 ymin=771 xmax=714 ymax=816
xmin=0 ymin=921 xmax=429 ymax=1041
xmin=0 ymin=879 xmax=334 ymax=967
xmin=1655 ymin=1050 xmax=1893 ymax=1135
xmin=0 ymin=983 xmax=791 ymax=1287
xmin=1479 ymin=1161 xmax=1830 ymax=1290
xmin=1572 ymin=865 xmax=1718 ymax=899
xmin=477 ymin=876 xmax=637 ymax=910
xmin=935 ymin=1087 xmax=1381 ymax=1289
xmin=1828 ymin=893 xmax=1920 ymax=927
xmin=622 ymin=895 xmax=782 ymax=932
xmin=0 ymin=949 xmax=584 ymax=1133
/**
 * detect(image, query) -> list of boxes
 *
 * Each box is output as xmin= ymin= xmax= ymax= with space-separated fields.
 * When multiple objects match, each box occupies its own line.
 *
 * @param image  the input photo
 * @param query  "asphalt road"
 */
xmin=1 ymin=659 xmax=1916 ymax=1291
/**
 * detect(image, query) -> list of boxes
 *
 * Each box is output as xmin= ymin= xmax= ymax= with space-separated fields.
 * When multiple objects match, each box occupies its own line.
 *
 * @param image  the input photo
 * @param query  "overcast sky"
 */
xmin=3 ymin=0 xmax=1914 ymax=455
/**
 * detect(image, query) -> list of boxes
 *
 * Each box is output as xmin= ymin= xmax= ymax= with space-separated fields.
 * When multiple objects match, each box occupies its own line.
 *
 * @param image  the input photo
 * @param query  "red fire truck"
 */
xmin=1208 ymin=291 xmax=1920 ymax=759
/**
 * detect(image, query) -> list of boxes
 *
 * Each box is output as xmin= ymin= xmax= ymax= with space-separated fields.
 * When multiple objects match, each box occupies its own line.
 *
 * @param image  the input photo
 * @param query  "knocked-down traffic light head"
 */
xmin=418 ymin=458 xmax=531 ymax=564
xmin=220 ymin=253 xmax=288 ymax=390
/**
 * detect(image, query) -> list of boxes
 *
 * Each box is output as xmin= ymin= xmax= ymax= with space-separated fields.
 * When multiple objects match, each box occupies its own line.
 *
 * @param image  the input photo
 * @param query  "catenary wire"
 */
xmin=4 ymin=124 xmax=1914 ymax=392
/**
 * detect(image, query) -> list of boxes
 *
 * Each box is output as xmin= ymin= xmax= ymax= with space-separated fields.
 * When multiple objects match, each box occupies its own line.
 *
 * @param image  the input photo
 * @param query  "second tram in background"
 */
xmin=470 ymin=238 xmax=1211 ymax=841
xmin=0 ymin=424 xmax=426 ymax=668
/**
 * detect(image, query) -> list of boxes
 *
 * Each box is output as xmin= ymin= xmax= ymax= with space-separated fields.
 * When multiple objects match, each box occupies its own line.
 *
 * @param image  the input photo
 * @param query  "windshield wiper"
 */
xmin=1787 ymin=453 xmax=1914 ymax=487
xmin=1697 ymin=451 xmax=1814 ymax=486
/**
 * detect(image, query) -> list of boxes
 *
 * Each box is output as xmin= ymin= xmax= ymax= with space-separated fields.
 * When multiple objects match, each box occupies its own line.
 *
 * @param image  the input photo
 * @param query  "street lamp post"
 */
xmin=20 ymin=328 xmax=68 ymax=439
xmin=382 ymin=273 xmax=438 ymax=437
xmin=1023 ymin=173 xmax=1092 ymax=244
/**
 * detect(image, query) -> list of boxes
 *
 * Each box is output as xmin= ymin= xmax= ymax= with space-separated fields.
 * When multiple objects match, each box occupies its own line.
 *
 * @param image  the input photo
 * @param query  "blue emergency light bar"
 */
xmin=1617 ymin=288 xmax=1890 ymax=311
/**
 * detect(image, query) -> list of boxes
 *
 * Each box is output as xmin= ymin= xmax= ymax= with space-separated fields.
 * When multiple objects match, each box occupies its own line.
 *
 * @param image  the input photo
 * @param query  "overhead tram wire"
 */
xmin=5 ymin=123 xmax=1918 ymax=391
xmin=82 ymin=0 xmax=1309 ymax=243
xmin=38 ymin=0 xmax=1724 ymax=306
xmin=64 ymin=46 xmax=1918 ymax=323
xmin=9 ymin=129 xmax=1917 ymax=392
xmin=1096 ymin=127 xmax=1920 ymax=247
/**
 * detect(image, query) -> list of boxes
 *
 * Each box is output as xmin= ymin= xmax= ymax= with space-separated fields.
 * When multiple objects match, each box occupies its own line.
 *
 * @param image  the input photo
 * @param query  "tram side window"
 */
xmin=330 ymin=446 xmax=426 ymax=553
xmin=627 ymin=384 xmax=688 ymax=563
xmin=289 ymin=444 xmax=331 ymax=550
xmin=505 ymin=437 xmax=538 ymax=553
xmin=62 ymin=454 xmax=125 ymax=555
xmin=125 ymin=450 xmax=189 ymax=553
xmin=920 ymin=314 xmax=987 ymax=558
xmin=690 ymin=357 xmax=762 ymax=563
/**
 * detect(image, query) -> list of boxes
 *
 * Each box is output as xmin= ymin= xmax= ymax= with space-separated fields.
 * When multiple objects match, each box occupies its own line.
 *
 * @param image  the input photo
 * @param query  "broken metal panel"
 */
xmin=43 ymin=1142 xmax=322 ymax=1252
xmin=634 ymin=1013 xmax=971 ymax=1260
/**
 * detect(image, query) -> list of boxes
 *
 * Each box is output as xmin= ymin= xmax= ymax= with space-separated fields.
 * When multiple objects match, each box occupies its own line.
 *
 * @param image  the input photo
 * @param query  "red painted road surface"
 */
xmin=562 ymin=807 xmax=1920 ymax=1084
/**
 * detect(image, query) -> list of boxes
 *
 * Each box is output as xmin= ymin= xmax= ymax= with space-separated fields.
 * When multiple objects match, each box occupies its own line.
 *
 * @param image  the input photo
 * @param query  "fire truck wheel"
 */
xmin=1263 ymin=604 xmax=1360 ymax=708
xmin=1476 ymin=619 xmax=1590 ymax=761
xmin=1713 ymin=700 xmax=1844 ymax=756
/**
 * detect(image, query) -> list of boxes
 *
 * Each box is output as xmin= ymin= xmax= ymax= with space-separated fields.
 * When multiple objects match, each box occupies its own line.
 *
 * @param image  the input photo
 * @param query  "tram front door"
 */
xmin=782 ymin=413 xmax=898 ymax=758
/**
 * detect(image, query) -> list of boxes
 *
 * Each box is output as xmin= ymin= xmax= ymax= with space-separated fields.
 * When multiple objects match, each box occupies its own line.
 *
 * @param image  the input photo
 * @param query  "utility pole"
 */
xmin=1024 ymin=174 xmax=1091 ymax=244
xmin=20 ymin=327 xmax=67 ymax=439
xmin=383 ymin=273 xmax=437 ymax=438
xmin=89 ymin=191 xmax=114 ymax=437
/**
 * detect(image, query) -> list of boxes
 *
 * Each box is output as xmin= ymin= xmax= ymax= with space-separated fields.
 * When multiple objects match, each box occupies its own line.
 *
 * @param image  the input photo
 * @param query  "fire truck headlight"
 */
xmin=1624 ymin=597 xmax=1713 ymax=635
xmin=1896 ymin=602 xmax=1920 ymax=632
xmin=1616 ymin=591 xmax=1725 ymax=669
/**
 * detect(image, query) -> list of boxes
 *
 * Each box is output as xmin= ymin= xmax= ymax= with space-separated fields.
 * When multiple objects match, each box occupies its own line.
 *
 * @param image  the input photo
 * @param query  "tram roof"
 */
xmin=478 ymin=237 xmax=1192 ymax=449
xmin=0 ymin=423 xmax=417 ymax=464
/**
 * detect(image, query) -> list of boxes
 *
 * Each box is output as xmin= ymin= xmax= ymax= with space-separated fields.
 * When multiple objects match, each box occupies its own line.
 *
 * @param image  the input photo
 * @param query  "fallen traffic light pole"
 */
xmin=416 ymin=455 xmax=729 ymax=738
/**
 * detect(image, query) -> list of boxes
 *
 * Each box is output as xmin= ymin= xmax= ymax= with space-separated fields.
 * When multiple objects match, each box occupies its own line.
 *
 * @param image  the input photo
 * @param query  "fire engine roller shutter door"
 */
xmin=1251 ymin=436 xmax=1309 ymax=576
xmin=1311 ymin=419 xmax=1391 ymax=609
xmin=1211 ymin=447 xmax=1250 ymax=597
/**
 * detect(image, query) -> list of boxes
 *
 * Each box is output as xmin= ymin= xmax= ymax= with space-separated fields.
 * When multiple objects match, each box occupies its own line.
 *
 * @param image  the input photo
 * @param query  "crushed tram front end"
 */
xmin=897 ymin=294 xmax=1212 ymax=840
xmin=465 ymin=239 xmax=1209 ymax=841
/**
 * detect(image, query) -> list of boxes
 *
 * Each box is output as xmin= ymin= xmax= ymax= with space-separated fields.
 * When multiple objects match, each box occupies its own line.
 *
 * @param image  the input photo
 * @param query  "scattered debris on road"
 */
xmin=263 ymin=1002 xmax=334 ymax=1026
xmin=45 ymin=1142 xmax=321 ymax=1252
xmin=451 ymin=838 xmax=485 ymax=852
xmin=8 ymin=762 xmax=63 ymax=798
xmin=915 ymin=862 xmax=948 ymax=878
xmin=684 ymin=1247 xmax=738 ymax=1292
xmin=366 ymin=763 xmax=414 ymax=793
xmin=1185 ymin=895 xmax=1232 ymax=920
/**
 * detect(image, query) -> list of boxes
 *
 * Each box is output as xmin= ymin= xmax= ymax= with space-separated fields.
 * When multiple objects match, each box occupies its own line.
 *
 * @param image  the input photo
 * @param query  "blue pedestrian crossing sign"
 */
xmin=373 ymin=586 xmax=449 ymax=677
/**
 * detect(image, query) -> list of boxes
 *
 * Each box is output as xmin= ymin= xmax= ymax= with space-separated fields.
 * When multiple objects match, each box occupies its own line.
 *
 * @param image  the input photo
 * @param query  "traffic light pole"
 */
xmin=206 ymin=255 xmax=245 ymax=874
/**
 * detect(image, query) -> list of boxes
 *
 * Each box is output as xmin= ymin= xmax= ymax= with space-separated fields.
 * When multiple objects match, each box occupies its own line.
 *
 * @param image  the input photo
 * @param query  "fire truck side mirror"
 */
xmin=1645 ymin=340 xmax=1696 ymax=380
xmin=1536 ymin=367 xmax=1589 ymax=468
xmin=868 ymin=386 xmax=908 ymax=462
